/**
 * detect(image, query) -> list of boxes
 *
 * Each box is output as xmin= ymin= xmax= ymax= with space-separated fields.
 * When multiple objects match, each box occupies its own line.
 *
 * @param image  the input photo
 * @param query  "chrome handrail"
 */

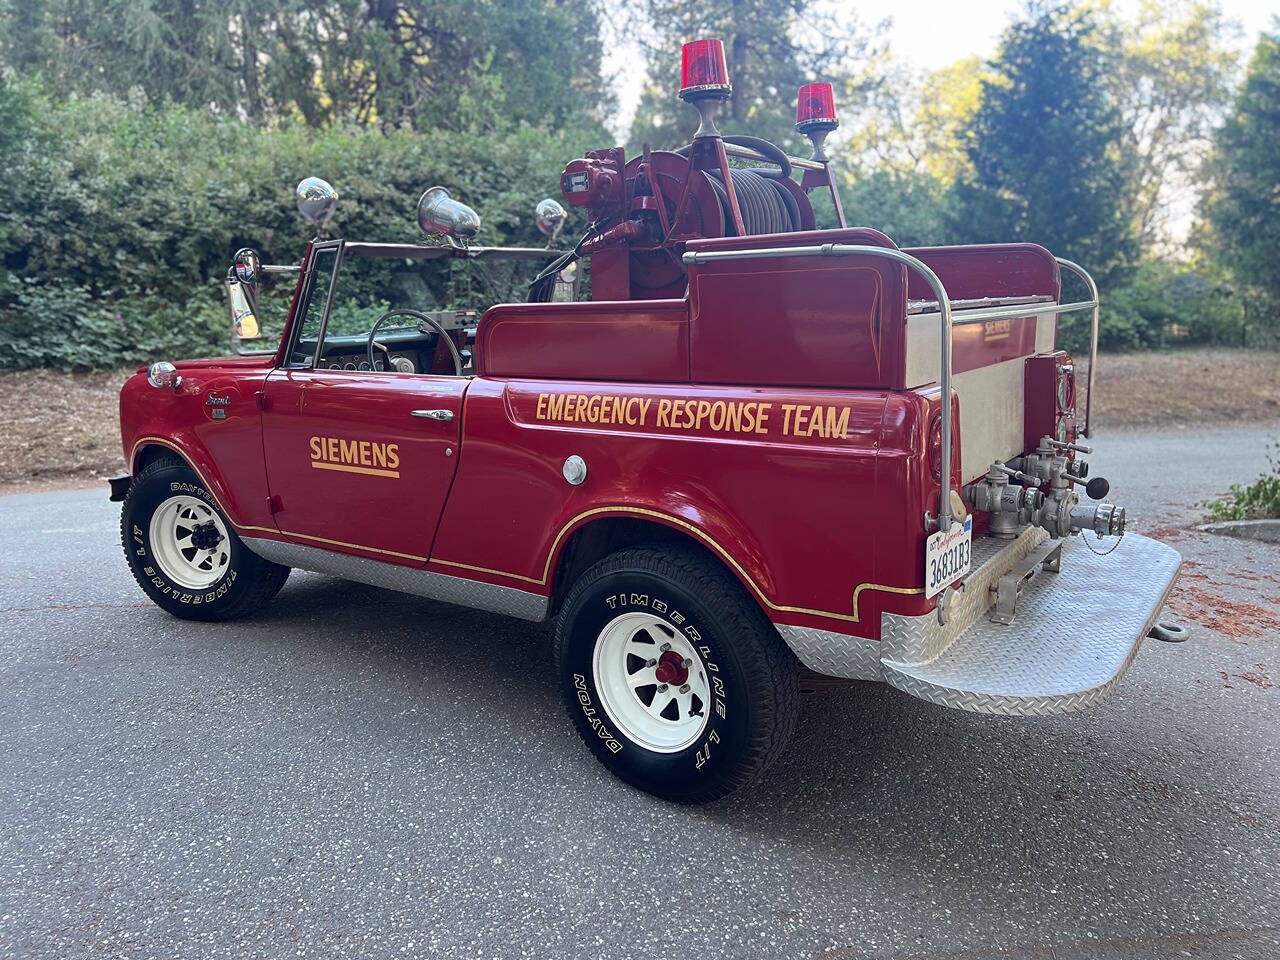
xmin=682 ymin=244 xmax=1104 ymax=529
xmin=1053 ymin=258 xmax=1100 ymax=438
xmin=720 ymin=141 xmax=826 ymax=172
xmin=683 ymin=242 xmax=957 ymax=532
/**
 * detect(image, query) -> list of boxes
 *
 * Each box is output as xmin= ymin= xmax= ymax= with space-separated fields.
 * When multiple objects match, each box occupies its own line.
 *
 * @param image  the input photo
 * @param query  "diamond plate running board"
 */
xmin=880 ymin=534 xmax=1182 ymax=716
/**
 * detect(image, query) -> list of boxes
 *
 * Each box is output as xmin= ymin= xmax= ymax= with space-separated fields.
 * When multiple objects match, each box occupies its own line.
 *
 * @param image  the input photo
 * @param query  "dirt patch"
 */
xmin=1085 ymin=347 xmax=1280 ymax=429
xmin=0 ymin=368 xmax=130 ymax=492
xmin=1146 ymin=524 xmax=1194 ymax=543
xmin=1218 ymin=664 xmax=1274 ymax=691
xmin=1170 ymin=583 xmax=1280 ymax=641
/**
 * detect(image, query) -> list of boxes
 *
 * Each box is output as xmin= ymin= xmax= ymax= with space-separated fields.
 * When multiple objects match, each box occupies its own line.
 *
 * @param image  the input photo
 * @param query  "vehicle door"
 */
xmin=260 ymin=241 xmax=467 ymax=564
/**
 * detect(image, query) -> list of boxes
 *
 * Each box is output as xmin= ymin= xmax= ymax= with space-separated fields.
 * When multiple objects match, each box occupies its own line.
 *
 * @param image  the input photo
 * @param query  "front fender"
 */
xmin=119 ymin=366 xmax=275 ymax=534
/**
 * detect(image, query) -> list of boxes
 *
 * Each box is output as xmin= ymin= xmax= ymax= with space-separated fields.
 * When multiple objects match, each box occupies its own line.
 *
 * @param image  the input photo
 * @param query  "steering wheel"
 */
xmin=367 ymin=308 xmax=465 ymax=376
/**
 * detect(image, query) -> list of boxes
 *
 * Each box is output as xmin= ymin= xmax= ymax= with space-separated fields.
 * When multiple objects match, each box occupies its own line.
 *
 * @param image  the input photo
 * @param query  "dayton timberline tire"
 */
xmin=555 ymin=545 xmax=799 ymax=803
xmin=120 ymin=455 xmax=290 ymax=621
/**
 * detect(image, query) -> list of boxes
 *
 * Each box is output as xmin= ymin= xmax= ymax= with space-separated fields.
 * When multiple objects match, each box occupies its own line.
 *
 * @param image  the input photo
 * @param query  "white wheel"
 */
xmin=147 ymin=494 xmax=231 ymax=590
xmin=591 ymin=611 xmax=711 ymax=753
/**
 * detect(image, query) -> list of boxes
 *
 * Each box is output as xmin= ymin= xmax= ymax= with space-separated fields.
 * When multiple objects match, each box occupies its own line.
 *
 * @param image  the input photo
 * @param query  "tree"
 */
xmin=0 ymin=0 xmax=613 ymax=135
xmin=625 ymin=0 xmax=886 ymax=154
xmin=1101 ymin=0 xmax=1239 ymax=250
xmin=952 ymin=3 xmax=1139 ymax=287
xmin=846 ymin=57 xmax=984 ymax=186
xmin=1200 ymin=24 xmax=1280 ymax=318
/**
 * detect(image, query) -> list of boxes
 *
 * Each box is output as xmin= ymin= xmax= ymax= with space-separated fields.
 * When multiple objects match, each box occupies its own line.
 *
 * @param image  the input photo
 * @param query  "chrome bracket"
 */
xmin=936 ymin=583 xmax=963 ymax=625
xmin=989 ymin=538 xmax=1063 ymax=625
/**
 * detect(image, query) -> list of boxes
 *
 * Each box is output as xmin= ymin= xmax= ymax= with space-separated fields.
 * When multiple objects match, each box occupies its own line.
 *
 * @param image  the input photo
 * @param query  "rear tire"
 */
xmin=555 ymin=545 xmax=799 ymax=803
xmin=120 ymin=455 xmax=290 ymax=621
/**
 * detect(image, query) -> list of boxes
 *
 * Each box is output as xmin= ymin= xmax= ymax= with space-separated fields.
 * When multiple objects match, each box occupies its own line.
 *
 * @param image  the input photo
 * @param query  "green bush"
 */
xmin=1058 ymin=260 xmax=1240 ymax=352
xmin=0 ymin=78 xmax=600 ymax=370
xmin=0 ymin=278 xmax=229 ymax=370
xmin=1204 ymin=443 xmax=1280 ymax=521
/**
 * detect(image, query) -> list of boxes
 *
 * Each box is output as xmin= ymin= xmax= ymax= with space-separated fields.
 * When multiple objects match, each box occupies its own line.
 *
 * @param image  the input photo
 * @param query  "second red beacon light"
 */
xmin=679 ymin=38 xmax=731 ymax=101
xmin=796 ymin=82 xmax=838 ymax=131
xmin=795 ymin=81 xmax=839 ymax=161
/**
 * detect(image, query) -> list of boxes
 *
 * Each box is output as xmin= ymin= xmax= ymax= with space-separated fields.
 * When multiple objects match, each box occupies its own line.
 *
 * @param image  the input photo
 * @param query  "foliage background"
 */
xmin=0 ymin=0 xmax=1275 ymax=369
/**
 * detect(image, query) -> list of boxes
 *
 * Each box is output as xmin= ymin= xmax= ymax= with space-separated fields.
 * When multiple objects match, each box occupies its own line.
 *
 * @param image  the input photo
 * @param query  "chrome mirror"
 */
xmin=296 ymin=177 xmax=339 ymax=228
xmin=227 ymin=274 xmax=261 ymax=340
xmin=232 ymin=247 xmax=261 ymax=286
xmin=535 ymin=198 xmax=567 ymax=244
xmin=417 ymin=186 xmax=481 ymax=246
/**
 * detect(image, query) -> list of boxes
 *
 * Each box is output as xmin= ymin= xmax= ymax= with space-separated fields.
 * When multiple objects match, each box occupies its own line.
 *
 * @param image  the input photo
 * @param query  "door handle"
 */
xmin=411 ymin=408 xmax=455 ymax=422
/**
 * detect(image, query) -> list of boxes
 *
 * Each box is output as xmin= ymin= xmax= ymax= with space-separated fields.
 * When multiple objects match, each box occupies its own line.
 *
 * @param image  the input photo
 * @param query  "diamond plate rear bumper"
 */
xmin=775 ymin=532 xmax=1182 ymax=716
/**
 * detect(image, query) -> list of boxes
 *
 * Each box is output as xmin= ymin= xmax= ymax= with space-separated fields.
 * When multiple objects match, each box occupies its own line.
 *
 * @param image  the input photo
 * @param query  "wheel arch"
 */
xmin=126 ymin=436 xmax=261 ymax=534
xmin=547 ymin=511 xmax=775 ymax=621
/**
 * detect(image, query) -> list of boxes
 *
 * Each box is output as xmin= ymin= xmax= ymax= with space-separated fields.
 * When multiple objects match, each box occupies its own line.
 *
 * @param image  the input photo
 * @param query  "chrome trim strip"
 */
xmin=341 ymin=242 xmax=567 ymax=261
xmin=908 ymin=294 xmax=1052 ymax=315
xmin=909 ymin=298 xmax=1095 ymax=326
xmin=242 ymin=537 xmax=549 ymax=622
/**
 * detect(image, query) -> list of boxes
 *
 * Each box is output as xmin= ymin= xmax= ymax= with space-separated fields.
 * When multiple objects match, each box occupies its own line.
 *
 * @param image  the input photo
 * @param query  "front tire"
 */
xmin=555 ymin=545 xmax=799 ymax=803
xmin=120 ymin=455 xmax=290 ymax=621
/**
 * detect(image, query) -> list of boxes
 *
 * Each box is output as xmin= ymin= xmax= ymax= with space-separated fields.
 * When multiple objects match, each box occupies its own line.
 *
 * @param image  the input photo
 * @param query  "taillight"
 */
xmin=1055 ymin=359 xmax=1076 ymax=445
xmin=929 ymin=414 xmax=943 ymax=480
xmin=1057 ymin=415 xmax=1077 ymax=445
xmin=1056 ymin=362 xmax=1075 ymax=413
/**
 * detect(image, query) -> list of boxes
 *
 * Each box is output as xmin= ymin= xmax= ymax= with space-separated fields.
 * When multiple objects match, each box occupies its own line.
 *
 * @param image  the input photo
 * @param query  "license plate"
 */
xmin=925 ymin=515 xmax=972 ymax=599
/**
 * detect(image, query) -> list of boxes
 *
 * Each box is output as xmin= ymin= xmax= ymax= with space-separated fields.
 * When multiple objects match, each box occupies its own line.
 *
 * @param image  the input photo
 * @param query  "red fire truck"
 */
xmin=112 ymin=40 xmax=1183 ymax=801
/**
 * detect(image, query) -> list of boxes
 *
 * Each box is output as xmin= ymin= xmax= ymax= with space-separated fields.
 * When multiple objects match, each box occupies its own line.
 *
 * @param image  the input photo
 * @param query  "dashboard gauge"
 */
xmin=344 ymin=361 xmax=356 ymax=371
xmin=358 ymin=361 xmax=371 ymax=371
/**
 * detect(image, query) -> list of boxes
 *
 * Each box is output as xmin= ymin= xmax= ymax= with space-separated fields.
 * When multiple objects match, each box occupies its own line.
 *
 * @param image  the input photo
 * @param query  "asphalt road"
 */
xmin=2 ymin=424 xmax=1278 ymax=960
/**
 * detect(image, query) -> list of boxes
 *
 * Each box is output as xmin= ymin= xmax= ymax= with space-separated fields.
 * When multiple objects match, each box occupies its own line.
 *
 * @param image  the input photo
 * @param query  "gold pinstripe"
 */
xmin=128 ymin=436 xmax=427 ymax=561
xmin=433 ymin=505 xmax=923 ymax=624
xmin=132 ymin=438 xmax=922 ymax=623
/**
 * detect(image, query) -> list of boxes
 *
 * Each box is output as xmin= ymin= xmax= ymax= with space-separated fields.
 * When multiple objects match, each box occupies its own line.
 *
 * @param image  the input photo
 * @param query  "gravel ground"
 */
xmin=1 ymin=425 xmax=1278 ymax=959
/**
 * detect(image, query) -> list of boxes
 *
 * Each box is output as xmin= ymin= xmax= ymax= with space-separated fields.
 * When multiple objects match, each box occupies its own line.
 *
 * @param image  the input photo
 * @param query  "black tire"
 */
xmin=555 ymin=545 xmax=799 ymax=803
xmin=120 ymin=455 xmax=290 ymax=621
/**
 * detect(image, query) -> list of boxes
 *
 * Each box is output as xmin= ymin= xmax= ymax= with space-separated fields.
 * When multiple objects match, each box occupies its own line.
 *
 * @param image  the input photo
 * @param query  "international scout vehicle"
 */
xmin=113 ymin=40 xmax=1184 ymax=801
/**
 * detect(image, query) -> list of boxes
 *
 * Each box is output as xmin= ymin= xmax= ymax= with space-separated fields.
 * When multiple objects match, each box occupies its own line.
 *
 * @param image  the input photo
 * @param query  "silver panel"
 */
xmin=774 ymin=624 xmax=882 ymax=680
xmin=881 ymin=526 xmax=1049 ymax=665
xmin=242 ymin=537 xmax=549 ymax=622
xmin=880 ymin=534 xmax=1181 ymax=716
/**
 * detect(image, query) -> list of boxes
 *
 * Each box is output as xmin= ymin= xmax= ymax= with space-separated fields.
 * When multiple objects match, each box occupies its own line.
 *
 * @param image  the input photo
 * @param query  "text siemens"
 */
xmin=308 ymin=435 xmax=401 ymax=478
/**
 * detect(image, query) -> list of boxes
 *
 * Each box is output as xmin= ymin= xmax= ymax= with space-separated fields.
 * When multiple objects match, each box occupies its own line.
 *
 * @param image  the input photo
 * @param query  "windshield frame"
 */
xmin=277 ymin=240 xmax=572 ymax=372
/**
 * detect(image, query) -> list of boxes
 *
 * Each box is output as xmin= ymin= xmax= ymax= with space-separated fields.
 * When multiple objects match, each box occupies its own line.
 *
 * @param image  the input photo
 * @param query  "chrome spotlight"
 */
xmin=417 ymin=186 xmax=481 ymax=245
xmin=535 ymin=198 xmax=567 ymax=242
xmin=296 ymin=177 xmax=339 ymax=227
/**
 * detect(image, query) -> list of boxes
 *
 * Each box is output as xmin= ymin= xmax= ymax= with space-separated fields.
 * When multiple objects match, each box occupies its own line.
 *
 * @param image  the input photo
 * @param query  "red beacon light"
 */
xmin=679 ymin=38 xmax=731 ymax=102
xmin=795 ymin=82 xmax=839 ymax=161
xmin=796 ymin=82 xmax=838 ymax=132
xmin=679 ymin=38 xmax=732 ymax=139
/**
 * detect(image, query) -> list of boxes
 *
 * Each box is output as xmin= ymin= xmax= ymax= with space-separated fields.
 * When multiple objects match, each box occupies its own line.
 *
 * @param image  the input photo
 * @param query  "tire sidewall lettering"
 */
xmin=125 ymin=468 xmax=242 ymax=608
xmin=566 ymin=575 xmax=747 ymax=780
